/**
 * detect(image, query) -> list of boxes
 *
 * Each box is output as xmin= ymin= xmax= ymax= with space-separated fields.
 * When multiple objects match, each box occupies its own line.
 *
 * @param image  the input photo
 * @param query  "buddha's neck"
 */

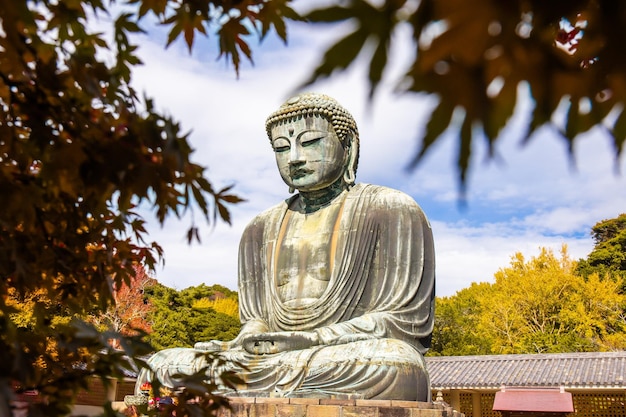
xmin=298 ymin=180 xmax=346 ymax=213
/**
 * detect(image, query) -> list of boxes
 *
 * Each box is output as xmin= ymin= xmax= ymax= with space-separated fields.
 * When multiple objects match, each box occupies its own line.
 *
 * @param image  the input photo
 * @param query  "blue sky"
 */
xmin=125 ymin=12 xmax=626 ymax=297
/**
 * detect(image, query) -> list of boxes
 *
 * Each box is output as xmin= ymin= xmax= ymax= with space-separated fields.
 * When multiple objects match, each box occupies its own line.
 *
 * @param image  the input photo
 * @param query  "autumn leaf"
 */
xmin=163 ymin=2 xmax=208 ymax=51
xmin=303 ymin=0 xmax=403 ymax=98
xmin=255 ymin=0 xmax=303 ymax=41
xmin=218 ymin=17 xmax=253 ymax=75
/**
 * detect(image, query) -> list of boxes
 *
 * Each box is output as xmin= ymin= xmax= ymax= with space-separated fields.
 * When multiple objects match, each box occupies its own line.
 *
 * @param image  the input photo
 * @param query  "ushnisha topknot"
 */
xmin=265 ymin=93 xmax=359 ymax=146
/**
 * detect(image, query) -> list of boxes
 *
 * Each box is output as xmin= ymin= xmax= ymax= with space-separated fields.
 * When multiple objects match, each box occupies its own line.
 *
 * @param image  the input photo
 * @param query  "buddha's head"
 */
xmin=265 ymin=93 xmax=359 ymax=193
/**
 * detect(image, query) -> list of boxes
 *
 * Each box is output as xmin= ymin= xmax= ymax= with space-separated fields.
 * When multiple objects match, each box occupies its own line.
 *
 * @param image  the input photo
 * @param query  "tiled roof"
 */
xmin=425 ymin=351 xmax=626 ymax=390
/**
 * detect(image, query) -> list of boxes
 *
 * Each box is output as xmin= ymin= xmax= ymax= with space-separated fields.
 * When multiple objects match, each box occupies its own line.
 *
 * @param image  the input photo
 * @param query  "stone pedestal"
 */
xmin=220 ymin=398 xmax=464 ymax=417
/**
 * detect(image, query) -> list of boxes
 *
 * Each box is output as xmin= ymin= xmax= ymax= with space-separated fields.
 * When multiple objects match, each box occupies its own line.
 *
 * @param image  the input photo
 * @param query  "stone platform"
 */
xmin=219 ymin=397 xmax=464 ymax=417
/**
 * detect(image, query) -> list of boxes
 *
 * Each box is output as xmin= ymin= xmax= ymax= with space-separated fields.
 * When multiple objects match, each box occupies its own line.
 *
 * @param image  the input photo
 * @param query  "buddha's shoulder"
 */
xmin=351 ymin=183 xmax=422 ymax=209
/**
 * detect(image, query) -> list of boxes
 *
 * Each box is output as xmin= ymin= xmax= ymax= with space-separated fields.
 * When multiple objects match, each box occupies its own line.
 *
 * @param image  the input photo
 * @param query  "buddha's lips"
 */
xmin=290 ymin=168 xmax=312 ymax=179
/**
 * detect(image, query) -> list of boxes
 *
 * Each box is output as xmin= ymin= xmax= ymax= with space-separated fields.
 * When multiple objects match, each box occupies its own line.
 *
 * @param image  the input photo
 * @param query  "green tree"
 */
xmin=0 ymin=1 xmax=294 ymax=415
xmin=145 ymin=283 xmax=241 ymax=351
xmin=577 ymin=214 xmax=626 ymax=289
xmin=303 ymin=1 xmax=626 ymax=191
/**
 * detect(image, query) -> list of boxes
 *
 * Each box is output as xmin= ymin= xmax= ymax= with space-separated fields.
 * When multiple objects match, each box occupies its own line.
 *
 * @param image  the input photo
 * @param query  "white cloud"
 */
xmin=432 ymin=220 xmax=594 ymax=297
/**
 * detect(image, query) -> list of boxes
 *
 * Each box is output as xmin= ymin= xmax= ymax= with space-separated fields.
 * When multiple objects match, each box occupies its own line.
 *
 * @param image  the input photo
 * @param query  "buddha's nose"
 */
xmin=289 ymin=145 xmax=304 ymax=164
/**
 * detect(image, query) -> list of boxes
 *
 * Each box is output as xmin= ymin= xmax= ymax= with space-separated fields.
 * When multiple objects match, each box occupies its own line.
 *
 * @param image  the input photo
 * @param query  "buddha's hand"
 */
xmin=241 ymin=331 xmax=319 ymax=355
xmin=194 ymin=340 xmax=232 ymax=352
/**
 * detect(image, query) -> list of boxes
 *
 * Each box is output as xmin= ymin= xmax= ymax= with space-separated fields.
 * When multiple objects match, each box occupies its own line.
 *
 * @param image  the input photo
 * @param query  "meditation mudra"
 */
xmin=136 ymin=93 xmax=435 ymax=401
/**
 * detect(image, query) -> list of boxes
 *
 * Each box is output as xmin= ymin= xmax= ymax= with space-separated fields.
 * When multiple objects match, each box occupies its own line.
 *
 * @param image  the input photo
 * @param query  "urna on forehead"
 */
xmin=265 ymin=93 xmax=359 ymax=144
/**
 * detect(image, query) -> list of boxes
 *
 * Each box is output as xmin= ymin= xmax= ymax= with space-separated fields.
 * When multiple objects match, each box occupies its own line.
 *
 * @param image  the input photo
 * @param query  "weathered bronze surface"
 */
xmin=135 ymin=93 xmax=435 ymax=401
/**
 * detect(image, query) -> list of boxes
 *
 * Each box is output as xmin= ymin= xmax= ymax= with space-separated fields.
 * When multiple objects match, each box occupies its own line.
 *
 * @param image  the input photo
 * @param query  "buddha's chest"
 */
xmin=274 ymin=202 xmax=343 ymax=307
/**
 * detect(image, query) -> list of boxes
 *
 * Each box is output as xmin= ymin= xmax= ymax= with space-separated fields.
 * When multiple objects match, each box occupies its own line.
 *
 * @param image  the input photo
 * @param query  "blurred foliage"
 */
xmin=0 ymin=0 xmax=294 ymax=415
xmin=304 ymin=0 xmax=626 ymax=193
xmin=145 ymin=283 xmax=240 ymax=351
xmin=131 ymin=351 xmax=243 ymax=417
xmin=429 ymin=245 xmax=626 ymax=356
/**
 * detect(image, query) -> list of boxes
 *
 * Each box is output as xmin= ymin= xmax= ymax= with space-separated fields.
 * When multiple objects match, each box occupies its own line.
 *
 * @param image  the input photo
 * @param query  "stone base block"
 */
xmin=220 ymin=398 xmax=464 ymax=417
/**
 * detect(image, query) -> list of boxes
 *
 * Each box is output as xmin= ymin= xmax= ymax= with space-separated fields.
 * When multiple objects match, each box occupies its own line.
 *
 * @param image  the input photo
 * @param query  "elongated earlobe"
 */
xmin=343 ymin=143 xmax=357 ymax=187
xmin=289 ymin=186 xmax=295 ymax=193
xmin=343 ymin=167 xmax=356 ymax=186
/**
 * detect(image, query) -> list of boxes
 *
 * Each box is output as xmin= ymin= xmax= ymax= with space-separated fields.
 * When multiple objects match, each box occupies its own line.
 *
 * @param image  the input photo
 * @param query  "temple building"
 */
xmin=426 ymin=351 xmax=626 ymax=417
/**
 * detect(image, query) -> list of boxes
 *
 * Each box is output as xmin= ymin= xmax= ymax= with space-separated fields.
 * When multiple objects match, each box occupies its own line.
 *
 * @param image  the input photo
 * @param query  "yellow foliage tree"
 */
xmin=192 ymin=297 xmax=239 ymax=319
xmin=480 ymin=246 xmax=626 ymax=354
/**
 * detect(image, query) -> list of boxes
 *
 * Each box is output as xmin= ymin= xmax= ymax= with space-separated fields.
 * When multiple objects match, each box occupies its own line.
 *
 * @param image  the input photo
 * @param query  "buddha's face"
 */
xmin=271 ymin=116 xmax=346 ymax=192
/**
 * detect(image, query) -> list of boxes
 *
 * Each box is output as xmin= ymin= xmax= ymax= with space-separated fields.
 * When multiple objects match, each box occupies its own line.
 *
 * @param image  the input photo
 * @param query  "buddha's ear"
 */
xmin=343 ymin=133 xmax=358 ymax=186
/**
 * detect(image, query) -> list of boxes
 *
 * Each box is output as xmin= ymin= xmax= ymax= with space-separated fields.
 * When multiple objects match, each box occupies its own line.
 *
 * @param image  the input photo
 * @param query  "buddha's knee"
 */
xmin=137 ymin=348 xmax=210 ymax=392
xmin=303 ymin=339 xmax=429 ymax=400
xmin=312 ymin=339 xmax=424 ymax=366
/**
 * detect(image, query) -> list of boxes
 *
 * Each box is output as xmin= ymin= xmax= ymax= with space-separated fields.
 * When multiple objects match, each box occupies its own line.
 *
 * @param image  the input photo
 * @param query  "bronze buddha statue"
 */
xmin=136 ymin=93 xmax=435 ymax=401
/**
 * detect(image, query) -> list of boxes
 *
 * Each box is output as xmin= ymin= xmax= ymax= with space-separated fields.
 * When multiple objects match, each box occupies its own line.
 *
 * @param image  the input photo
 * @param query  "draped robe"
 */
xmin=137 ymin=183 xmax=435 ymax=400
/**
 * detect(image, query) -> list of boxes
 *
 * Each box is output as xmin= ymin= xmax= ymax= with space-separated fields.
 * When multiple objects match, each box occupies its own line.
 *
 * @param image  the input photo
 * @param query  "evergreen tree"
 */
xmin=577 ymin=214 xmax=626 ymax=291
xmin=145 ymin=283 xmax=241 ymax=350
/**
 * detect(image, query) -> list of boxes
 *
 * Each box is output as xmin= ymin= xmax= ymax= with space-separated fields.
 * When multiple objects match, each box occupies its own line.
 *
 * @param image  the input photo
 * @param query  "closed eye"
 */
xmin=273 ymin=145 xmax=289 ymax=153
xmin=301 ymin=136 xmax=323 ymax=147
xmin=273 ymin=138 xmax=290 ymax=152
